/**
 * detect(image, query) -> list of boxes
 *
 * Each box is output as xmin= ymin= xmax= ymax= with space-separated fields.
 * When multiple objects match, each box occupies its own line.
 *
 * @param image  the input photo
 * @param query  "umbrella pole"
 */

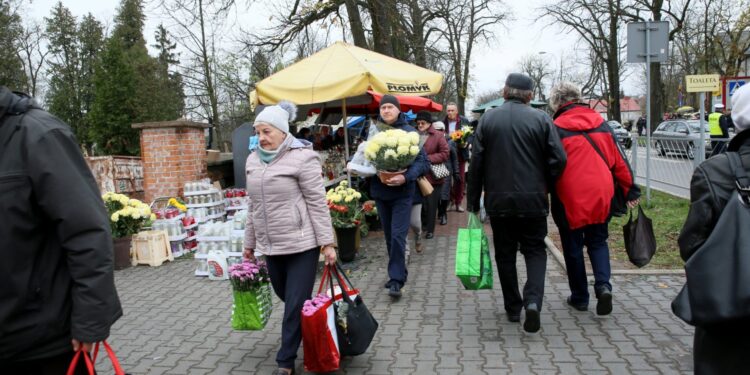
xmin=343 ymin=98 xmax=351 ymax=186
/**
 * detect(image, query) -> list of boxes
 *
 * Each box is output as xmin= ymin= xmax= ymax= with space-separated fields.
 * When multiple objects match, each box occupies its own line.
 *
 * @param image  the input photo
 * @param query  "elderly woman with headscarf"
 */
xmin=243 ymin=101 xmax=337 ymax=375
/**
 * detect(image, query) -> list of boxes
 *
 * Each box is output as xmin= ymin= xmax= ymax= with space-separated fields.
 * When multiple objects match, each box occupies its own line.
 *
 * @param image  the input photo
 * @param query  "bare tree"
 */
xmin=16 ymin=20 xmax=48 ymax=97
xmin=621 ymin=0 xmax=691 ymax=131
xmin=542 ymin=0 xmax=625 ymax=122
xmin=517 ymin=54 xmax=553 ymax=101
xmin=433 ymin=0 xmax=509 ymax=114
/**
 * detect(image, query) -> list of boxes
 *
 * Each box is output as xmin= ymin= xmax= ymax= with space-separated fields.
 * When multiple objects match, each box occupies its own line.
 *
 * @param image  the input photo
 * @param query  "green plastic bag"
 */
xmin=231 ymin=283 xmax=273 ymax=330
xmin=455 ymin=213 xmax=493 ymax=290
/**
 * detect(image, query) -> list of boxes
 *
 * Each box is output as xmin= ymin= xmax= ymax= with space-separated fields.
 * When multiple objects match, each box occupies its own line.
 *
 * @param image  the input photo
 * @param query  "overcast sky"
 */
xmin=26 ymin=0 xmax=641 ymax=110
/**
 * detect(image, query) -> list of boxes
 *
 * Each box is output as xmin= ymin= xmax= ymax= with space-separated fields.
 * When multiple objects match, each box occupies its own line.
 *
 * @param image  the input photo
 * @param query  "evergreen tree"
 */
xmin=45 ymin=2 xmax=83 ymax=142
xmin=89 ymin=37 xmax=139 ymax=155
xmin=150 ymin=24 xmax=184 ymax=120
xmin=1 ymin=0 xmax=28 ymax=91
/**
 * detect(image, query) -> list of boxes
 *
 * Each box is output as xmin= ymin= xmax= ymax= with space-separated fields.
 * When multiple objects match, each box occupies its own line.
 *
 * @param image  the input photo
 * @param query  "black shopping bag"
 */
xmin=623 ymin=205 xmax=656 ymax=268
xmin=330 ymin=264 xmax=378 ymax=356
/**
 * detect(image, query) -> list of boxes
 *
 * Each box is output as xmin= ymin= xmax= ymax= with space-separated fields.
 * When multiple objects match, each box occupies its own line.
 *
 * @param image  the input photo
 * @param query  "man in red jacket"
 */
xmin=548 ymin=82 xmax=640 ymax=316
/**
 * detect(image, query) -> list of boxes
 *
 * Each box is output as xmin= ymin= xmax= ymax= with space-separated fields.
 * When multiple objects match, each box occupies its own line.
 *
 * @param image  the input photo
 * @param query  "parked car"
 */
xmin=652 ymin=120 xmax=712 ymax=159
xmin=607 ymin=121 xmax=632 ymax=149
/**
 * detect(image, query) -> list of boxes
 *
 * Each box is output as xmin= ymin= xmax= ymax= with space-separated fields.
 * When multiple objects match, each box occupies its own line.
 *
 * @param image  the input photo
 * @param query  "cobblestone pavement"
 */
xmin=102 ymin=226 xmax=694 ymax=374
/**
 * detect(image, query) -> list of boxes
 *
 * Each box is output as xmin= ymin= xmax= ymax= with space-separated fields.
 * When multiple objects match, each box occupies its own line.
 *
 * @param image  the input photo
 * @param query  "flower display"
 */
xmin=102 ymin=192 xmax=154 ymax=238
xmin=450 ymin=125 xmax=474 ymax=147
xmin=326 ymin=180 xmax=364 ymax=228
xmin=229 ymin=259 xmax=270 ymax=291
xmin=363 ymin=128 xmax=421 ymax=172
xmin=302 ymin=293 xmax=332 ymax=316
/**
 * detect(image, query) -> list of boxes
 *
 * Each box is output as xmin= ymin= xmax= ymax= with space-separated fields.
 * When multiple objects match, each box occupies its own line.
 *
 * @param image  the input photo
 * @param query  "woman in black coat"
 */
xmin=678 ymin=84 xmax=750 ymax=374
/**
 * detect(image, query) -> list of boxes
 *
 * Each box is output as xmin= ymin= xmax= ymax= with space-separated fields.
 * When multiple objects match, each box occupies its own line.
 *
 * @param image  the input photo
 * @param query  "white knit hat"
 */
xmin=732 ymin=84 xmax=750 ymax=132
xmin=254 ymin=101 xmax=298 ymax=133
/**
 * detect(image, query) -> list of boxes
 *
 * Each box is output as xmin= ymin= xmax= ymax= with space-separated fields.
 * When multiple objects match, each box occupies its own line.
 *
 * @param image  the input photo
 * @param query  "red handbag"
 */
xmin=66 ymin=341 xmax=126 ymax=375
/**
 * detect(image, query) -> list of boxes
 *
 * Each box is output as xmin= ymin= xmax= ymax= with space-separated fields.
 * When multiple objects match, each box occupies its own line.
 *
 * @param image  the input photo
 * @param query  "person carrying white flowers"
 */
xmin=367 ymin=94 xmax=429 ymax=299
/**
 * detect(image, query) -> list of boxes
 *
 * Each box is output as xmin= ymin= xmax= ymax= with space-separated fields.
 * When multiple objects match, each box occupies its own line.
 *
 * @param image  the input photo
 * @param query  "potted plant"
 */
xmin=229 ymin=259 xmax=272 ymax=330
xmin=102 ymin=192 xmax=155 ymax=269
xmin=362 ymin=200 xmax=380 ymax=232
xmin=326 ymin=181 xmax=363 ymax=262
xmin=363 ymin=128 xmax=422 ymax=184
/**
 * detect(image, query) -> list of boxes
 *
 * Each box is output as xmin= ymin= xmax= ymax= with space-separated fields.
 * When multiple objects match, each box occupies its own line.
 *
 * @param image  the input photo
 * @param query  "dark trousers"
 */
xmin=375 ymin=196 xmax=412 ymax=286
xmin=451 ymin=158 xmax=467 ymax=206
xmin=558 ymin=223 xmax=612 ymax=305
xmin=710 ymin=135 xmax=727 ymax=155
xmin=489 ymin=216 xmax=548 ymax=315
xmin=1 ymin=351 xmax=93 ymax=374
xmin=266 ymin=248 xmax=319 ymax=368
xmin=422 ymin=188 xmax=441 ymax=233
xmin=438 ymin=199 xmax=449 ymax=218
xmin=694 ymin=325 xmax=750 ymax=375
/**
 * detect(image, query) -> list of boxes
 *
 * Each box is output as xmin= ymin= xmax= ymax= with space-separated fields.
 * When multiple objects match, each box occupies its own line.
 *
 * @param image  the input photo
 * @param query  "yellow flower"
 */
xmin=344 ymin=196 xmax=354 ymax=203
xmin=386 ymin=137 xmax=398 ymax=147
xmin=150 ymin=213 xmax=156 ymax=221
xmin=111 ymin=213 xmax=119 ymax=222
xmin=410 ymin=145 xmax=419 ymax=155
xmin=340 ymin=180 xmax=348 ymax=187
xmin=397 ymin=145 xmax=409 ymax=155
xmin=354 ymin=192 xmax=362 ymax=199
xmin=128 ymin=198 xmax=140 ymax=207
xmin=398 ymin=136 xmax=412 ymax=147
xmin=409 ymin=132 xmax=420 ymax=145
xmin=330 ymin=194 xmax=342 ymax=203
xmin=384 ymin=149 xmax=397 ymax=159
xmin=365 ymin=142 xmax=380 ymax=154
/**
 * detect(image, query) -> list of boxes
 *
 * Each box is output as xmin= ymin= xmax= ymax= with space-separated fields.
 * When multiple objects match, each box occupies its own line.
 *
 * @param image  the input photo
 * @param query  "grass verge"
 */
xmin=608 ymin=186 xmax=690 ymax=269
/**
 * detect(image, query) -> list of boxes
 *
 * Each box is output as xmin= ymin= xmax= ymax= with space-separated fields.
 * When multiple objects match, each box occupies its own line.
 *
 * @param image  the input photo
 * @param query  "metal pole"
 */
xmin=645 ymin=20 xmax=652 ymax=204
xmin=698 ymin=92 xmax=706 ymax=166
xmin=343 ymin=98 xmax=352 ymax=186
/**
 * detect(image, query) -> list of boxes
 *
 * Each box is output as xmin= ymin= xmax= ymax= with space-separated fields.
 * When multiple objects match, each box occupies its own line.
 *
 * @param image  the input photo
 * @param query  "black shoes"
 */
xmin=566 ymin=297 xmax=589 ymax=311
xmin=507 ymin=311 xmax=521 ymax=323
xmin=596 ymin=290 xmax=613 ymax=316
xmin=388 ymin=283 xmax=402 ymax=298
xmin=425 ymin=232 xmax=434 ymax=239
xmin=439 ymin=215 xmax=448 ymax=225
xmin=523 ymin=303 xmax=540 ymax=333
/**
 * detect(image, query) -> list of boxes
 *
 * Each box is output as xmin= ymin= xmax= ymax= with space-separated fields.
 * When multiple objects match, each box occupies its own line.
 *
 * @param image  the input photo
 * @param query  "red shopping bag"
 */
xmin=66 ymin=341 xmax=126 ymax=375
xmin=302 ymin=266 xmax=340 ymax=373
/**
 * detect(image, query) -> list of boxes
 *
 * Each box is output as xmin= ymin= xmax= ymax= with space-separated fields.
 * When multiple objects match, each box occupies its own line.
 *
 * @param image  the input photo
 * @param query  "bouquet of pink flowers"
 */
xmin=229 ymin=259 xmax=270 ymax=291
xmin=229 ymin=259 xmax=272 ymax=330
xmin=303 ymin=293 xmax=332 ymax=317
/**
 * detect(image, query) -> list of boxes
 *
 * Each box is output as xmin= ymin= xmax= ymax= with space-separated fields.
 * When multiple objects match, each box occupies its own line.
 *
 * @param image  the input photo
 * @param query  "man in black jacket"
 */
xmin=467 ymin=74 xmax=567 ymax=333
xmin=0 ymin=87 xmax=122 ymax=373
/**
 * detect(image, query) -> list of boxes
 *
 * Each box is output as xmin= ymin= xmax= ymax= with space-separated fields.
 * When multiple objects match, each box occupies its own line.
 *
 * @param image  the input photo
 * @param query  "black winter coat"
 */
xmin=678 ymin=129 xmax=750 ymax=374
xmin=0 ymin=87 xmax=122 ymax=361
xmin=466 ymin=99 xmax=567 ymax=217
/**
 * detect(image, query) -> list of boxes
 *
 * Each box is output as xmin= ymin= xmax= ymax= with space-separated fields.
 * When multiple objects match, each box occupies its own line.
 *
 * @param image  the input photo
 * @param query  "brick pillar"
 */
xmin=132 ymin=120 xmax=210 ymax=203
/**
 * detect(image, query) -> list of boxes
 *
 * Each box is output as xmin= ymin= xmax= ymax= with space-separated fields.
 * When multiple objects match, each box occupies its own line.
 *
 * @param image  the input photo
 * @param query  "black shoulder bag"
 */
xmin=672 ymin=152 xmax=750 ymax=326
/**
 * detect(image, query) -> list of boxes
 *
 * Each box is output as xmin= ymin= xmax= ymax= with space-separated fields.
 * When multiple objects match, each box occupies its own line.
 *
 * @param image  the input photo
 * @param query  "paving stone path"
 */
xmin=102 ymin=225 xmax=694 ymax=374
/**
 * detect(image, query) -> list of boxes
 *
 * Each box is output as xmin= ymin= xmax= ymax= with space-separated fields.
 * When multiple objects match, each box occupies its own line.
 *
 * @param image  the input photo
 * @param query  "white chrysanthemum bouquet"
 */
xmin=363 ymin=129 xmax=421 ymax=173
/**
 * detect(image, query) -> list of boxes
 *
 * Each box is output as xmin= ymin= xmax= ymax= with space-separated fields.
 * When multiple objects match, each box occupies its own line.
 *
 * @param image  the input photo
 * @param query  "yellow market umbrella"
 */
xmin=252 ymin=41 xmax=444 ymax=106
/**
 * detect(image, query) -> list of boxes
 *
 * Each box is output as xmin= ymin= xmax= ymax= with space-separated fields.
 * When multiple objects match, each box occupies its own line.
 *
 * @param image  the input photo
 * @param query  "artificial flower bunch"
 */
xmin=168 ymin=197 xmax=187 ymax=212
xmin=450 ymin=125 xmax=474 ymax=147
xmin=102 ymin=192 xmax=155 ymax=238
xmin=363 ymin=129 xmax=421 ymax=172
xmin=302 ymin=293 xmax=332 ymax=317
xmin=229 ymin=259 xmax=270 ymax=291
xmin=326 ymin=180 xmax=363 ymax=228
